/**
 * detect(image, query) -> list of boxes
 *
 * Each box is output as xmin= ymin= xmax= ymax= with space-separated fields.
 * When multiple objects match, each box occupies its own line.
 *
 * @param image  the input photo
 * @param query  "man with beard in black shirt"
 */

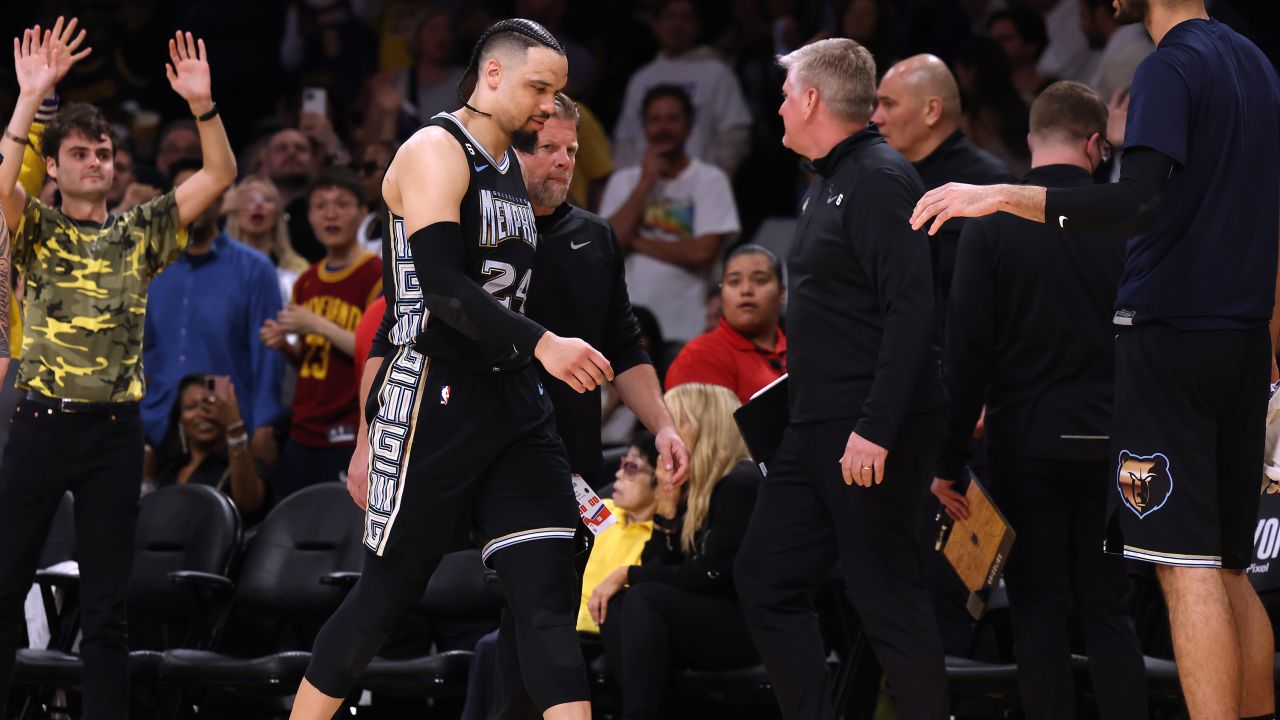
xmin=734 ymin=38 xmax=949 ymax=719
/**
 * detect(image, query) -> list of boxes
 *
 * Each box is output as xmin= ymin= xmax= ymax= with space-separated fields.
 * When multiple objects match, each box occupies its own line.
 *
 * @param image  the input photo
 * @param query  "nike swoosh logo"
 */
xmin=1058 ymin=215 xmax=1068 ymax=228
xmin=474 ymin=163 xmax=489 ymax=173
xmin=570 ymin=240 xmax=591 ymax=250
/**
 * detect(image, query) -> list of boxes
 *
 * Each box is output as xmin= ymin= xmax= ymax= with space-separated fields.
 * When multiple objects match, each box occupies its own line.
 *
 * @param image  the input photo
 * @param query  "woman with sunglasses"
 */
xmin=590 ymin=383 xmax=761 ymax=718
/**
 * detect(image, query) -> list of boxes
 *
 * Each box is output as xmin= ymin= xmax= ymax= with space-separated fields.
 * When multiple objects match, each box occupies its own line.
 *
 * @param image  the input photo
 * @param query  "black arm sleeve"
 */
xmin=409 ymin=221 xmax=547 ymax=355
xmin=1044 ymin=147 xmax=1175 ymax=233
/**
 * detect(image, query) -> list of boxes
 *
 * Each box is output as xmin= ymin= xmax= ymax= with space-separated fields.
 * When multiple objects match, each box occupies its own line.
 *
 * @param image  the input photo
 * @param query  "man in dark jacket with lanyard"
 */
xmin=912 ymin=1 xmax=1280 ymax=716
xmin=734 ymin=38 xmax=949 ymax=719
xmin=933 ymin=81 xmax=1147 ymax=720
xmin=477 ymin=91 xmax=691 ymax=719
xmin=520 ymin=93 xmax=687 ymax=492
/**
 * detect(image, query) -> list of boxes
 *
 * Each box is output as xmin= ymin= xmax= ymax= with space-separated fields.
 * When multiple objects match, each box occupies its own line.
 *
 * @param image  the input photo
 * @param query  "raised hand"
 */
xmin=13 ymin=26 xmax=59 ymax=99
xmin=165 ymin=31 xmax=212 ymax=113
xmin=48 ymin=16 xmax=91 ymax=85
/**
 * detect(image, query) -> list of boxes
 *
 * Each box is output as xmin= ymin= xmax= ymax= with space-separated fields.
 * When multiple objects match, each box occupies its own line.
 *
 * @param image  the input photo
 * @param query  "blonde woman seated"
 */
xmin=591 ymin=383 xmax=761 ymax=718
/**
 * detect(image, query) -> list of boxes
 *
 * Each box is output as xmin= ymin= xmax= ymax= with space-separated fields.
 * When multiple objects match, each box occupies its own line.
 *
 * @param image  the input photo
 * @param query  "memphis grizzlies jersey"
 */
xmin=383 ymin=112 xmax=540 ymax=366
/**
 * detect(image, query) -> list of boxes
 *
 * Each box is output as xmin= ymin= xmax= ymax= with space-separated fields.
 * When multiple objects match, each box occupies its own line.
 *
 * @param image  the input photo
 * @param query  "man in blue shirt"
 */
xmin=144 ymin=159 xmax=286 ymax=457
xmin=910 ymin=1 xmax=1280 ymax=717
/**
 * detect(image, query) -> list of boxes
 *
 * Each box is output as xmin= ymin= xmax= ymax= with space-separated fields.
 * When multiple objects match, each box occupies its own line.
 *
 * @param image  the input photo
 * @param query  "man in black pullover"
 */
xmin=933 ymin=81 xmax=1147 ymax=720
xmin=734 ymin=38 xmax=949 ymax=720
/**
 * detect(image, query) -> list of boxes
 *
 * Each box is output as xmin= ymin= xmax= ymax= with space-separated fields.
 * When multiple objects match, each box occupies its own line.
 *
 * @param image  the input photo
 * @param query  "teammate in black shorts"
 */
xmin=911 ymin=1 xmax=1280 ymax=716
xmin=290 ymin=20 xmax=610 ymax=720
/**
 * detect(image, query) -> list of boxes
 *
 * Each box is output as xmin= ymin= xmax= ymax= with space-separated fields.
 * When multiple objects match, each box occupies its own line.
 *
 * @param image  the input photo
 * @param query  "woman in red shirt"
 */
xmin=665 ymin=244 xmax=786 ymax=402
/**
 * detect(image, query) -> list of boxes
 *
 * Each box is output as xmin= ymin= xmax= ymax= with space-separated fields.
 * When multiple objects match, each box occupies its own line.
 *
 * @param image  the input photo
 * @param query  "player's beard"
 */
xmin=1114 ymin=0 xmax=1149 ymax=25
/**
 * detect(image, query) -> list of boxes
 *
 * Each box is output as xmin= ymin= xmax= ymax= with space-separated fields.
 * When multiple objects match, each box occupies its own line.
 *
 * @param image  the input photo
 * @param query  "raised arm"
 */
xmin=166 ymin=31 xmax=236 ymax=227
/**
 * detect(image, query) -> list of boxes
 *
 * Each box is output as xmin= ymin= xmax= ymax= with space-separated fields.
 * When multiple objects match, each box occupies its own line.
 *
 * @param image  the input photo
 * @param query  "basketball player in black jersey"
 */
xmin=290 ymin=20 xmax=610 ymax=720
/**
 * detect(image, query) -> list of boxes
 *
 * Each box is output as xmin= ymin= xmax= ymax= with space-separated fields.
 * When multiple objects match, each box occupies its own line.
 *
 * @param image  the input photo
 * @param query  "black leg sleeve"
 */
xmin=304 ymin=548 xmax=442 ymax=698
xmin=488 ymin=539 xmax=589 ymax=711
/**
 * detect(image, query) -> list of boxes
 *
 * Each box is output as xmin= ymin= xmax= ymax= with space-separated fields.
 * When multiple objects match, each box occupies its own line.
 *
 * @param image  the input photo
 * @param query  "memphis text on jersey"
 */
xmin=479 ymin=189 xmax=538 ymax=249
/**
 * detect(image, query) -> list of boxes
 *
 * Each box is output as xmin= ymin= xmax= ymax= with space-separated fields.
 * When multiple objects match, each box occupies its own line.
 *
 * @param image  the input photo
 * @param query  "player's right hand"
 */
xmin=535 ymin=332 xmax=613 ymax=394
xmin=346 ymin=443 xmax=370 ymax=511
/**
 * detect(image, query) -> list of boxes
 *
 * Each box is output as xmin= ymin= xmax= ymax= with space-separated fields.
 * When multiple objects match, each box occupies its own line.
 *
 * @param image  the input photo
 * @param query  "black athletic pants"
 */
xmin=0 ymin=400 xmax=143 ymax=720
xmin=989 ymin=454 xmax=1148 ymax=720
xmin=599 ymin=583 xmax=758 ymax=719
xmin=735 ymin=413 xmax=949 ymax=720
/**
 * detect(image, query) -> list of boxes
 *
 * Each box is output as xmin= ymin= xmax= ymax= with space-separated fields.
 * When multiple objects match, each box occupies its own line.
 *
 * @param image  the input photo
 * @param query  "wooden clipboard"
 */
xmin=935 ymin=470 xmax=1015 ymax=619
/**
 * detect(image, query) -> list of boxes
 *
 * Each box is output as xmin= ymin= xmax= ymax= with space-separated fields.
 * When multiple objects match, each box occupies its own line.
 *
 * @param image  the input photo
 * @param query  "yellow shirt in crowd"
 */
xmin=576 ymin=500 xmax=653 ymax=634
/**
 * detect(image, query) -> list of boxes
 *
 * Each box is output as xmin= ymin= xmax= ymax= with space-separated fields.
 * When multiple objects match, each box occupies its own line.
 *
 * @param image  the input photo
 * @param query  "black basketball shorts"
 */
xmin=1105 ymin=321 xmax=1269 ymax=570
xmin=362 ymin=345 xmax=578 ymax=566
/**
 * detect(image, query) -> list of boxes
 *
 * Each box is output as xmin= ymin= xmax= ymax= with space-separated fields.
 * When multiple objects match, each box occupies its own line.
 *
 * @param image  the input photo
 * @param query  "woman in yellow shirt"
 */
xmin=577 ymin=433 xmax=660 ymax=634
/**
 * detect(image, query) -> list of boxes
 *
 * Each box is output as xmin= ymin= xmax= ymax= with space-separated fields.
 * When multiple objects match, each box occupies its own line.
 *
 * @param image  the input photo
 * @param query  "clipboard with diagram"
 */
xmin=935 ymin=469 xmax=1016 ymax=619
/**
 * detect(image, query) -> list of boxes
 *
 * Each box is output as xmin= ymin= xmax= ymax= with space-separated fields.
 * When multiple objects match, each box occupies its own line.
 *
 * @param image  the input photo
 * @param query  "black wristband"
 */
xmin=195 ymin=103 xmax=219 ymax=122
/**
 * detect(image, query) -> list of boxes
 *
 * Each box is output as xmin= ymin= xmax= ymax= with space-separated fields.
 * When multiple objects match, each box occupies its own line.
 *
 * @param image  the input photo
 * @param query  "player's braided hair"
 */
xmin=458 ymin=18 xmax=564 ymax=117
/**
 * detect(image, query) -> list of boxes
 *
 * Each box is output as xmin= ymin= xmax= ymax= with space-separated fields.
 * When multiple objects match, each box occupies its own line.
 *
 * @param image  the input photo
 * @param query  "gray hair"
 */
xmin=777 ymin=38 xmax=877 ymax=123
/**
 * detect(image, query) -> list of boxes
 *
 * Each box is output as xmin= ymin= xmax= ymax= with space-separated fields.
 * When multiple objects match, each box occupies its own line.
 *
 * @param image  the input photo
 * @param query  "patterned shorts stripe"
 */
xmin=364 ymin=346 xmax=429 ymax=555
xmin=480 ymin=527 xmax=578 ymax=568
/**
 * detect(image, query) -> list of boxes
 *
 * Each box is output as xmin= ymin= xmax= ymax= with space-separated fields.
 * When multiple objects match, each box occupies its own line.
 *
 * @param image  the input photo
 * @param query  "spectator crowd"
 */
xmin=0 ymin=0 xmax=1277 ymax=716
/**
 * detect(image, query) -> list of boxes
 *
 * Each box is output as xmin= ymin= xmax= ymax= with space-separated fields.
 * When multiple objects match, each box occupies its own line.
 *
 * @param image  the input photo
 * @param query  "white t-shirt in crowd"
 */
xmin=599 ymin=158 xmax=740 ymax=343
xmin=1036 ymin=0 xmax=1101 ymax=84
xmin=611 ymin=47 xmax=752 ymax=170
xmin=1089 ymin=23 xmax=1154 ymax=102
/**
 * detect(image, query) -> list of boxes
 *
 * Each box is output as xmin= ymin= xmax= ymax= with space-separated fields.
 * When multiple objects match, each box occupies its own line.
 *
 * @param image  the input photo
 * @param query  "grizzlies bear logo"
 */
xmin=1117 ymin=451 xmax=1173 ymax=519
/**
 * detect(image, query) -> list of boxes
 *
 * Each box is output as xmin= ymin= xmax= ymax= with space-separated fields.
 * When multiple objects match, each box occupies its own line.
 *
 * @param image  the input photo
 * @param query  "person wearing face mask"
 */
xmin=665 ymin=244 xmax=787 ymax=403
xmin=260 ymin=167 xmax=382 ymax=500
xmin=932 ymin=81 xmax=1146 ymax=720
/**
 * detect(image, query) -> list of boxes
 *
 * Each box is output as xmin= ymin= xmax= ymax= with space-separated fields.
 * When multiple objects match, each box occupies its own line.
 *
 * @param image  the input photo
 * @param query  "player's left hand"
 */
xmin=910 ymin=182 xmax=1007 ymax=236
xmin=165 ymin=31 xmax=213 ymax=114
xmin=588 ymin=567 xmax=629 ymax=625
xmin=655 ymin=425 xmax=690 ymax=490
xmin=839 ymin=430 xmax=887 ymax=488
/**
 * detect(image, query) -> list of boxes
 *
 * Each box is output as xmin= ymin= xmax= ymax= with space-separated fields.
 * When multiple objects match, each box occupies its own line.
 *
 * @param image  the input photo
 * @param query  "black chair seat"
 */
xmin=944 ymin=655 xmax=1021 ymax=696
xmin=159 ymin=649 xmax=312 ymax=686
xmin=1143 ymin=655 xmax=1181 ymax=695
xmin=14 ymin=648 xmax=164 ymax=684
xmin=358 ymin=650 xmax=473 ymax=696
xmin=671 ymin=663 xmax=775 ymax=706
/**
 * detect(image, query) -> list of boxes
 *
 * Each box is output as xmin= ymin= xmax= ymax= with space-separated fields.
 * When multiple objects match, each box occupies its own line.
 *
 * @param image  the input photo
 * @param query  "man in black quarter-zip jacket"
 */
xmin=733 ymin=38 xmax=949 ymax=720
xmin=933 ymin=81 xmax=1147 ymax=720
